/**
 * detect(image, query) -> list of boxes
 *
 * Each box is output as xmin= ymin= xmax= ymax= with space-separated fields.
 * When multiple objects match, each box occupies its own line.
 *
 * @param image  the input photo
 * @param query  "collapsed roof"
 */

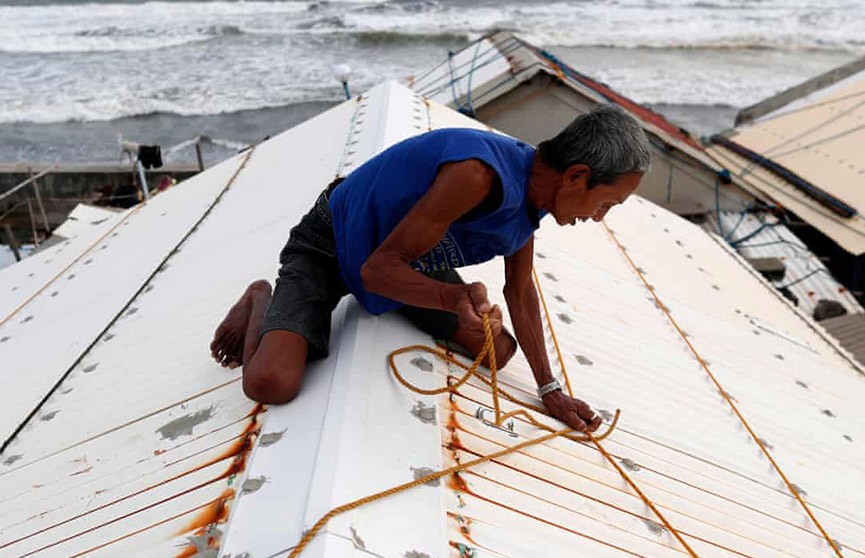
xmin=704 ymin=210 xmax=863 ymax=319
xmin=408 ymin=31 xmax=758 ymax=217
xmin=0 ymin=82 xmax=863 ymax=558
xmin=708 ymin=55 xmax=865 ymax=256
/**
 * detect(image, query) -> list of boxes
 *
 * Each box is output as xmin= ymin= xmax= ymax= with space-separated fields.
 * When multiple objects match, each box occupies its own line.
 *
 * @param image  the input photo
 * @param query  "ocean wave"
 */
xmin=2 ymin=0 xmax=864 ymax=54
xmin=0 ymin=93 xmax=344 ymax=125
xmin=1 ymin=0 xmax=863 ymax=125
xmin=350 ymin=29 xmax=472 ymax=46
xmin=0 ymin=0 xmax=305 ymax=53
xmin=528 ymin=37 xmax=863 ymax=54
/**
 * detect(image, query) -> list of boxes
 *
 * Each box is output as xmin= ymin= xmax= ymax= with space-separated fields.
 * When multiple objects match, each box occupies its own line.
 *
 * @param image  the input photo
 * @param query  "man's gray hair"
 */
xmin=538 ymin=104 xmax=651 ymax=187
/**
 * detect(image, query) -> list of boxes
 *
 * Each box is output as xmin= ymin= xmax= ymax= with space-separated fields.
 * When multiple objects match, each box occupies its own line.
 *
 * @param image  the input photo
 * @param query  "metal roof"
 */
xmin=821 ymin=314 xmax=865 ymax=367
xmin=0 ymin=203 xmax=129 ymax=327
xmin=50 ymin=204 xmax=122 ymax=240
xmin=736 ymin=55 xmax=865 ymax=126
xmin=704 ymin=210 xmax=863 ymax=318
xmin=2 ymin=81 xmax=864 ymax=558
xmin=707 ymin=65 xmax=865 ymax=256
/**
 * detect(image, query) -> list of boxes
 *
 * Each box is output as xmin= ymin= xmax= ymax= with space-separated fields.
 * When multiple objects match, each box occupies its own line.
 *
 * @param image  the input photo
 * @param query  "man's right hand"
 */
xmin=453 ymin=282 xmax=503 ymax=339
xmin=542 ymin=390 xmax=603 ymax=433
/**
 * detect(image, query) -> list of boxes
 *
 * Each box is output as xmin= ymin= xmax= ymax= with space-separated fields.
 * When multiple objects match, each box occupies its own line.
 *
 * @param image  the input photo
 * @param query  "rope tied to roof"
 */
xmin=289 ymin=274 xmax=699 ymax=557
xmin=602 ymin=221 xmax=845 ymax=558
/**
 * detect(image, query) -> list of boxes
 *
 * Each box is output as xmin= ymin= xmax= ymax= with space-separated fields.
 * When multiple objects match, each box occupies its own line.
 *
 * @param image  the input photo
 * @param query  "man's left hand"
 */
xmin=541 ymin=390 xmax=603 ymax=433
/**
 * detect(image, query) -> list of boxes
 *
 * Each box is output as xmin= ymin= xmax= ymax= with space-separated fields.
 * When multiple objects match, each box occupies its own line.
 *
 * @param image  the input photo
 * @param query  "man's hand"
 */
xmin=453 ymin=281 xmax=503 ymax=339
xmin=542 ymin=390 xmax=603 ymax=432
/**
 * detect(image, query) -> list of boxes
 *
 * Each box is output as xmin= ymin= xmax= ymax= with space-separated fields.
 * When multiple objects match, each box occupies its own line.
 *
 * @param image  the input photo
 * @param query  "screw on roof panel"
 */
xmin=411 ymin=467 xmax=440 ymax=487
xmin=411 ymin=356 xmax=433 ymax=372
xmin=259 ymin=430 xmax=286 ymax=447
xmin=410 ymin=401 xmax=437 ymax=425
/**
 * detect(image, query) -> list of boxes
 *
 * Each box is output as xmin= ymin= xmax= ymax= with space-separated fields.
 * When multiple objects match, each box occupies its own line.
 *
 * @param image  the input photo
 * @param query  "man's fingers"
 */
xmin=566 ymin=397 xmax=601 ymax=432
xmin=569 ymin=397 xmax=596 ymax=422
xmin=565 ymin=410 xmax=588 ymax=432
xmin=468 ymin=282 xmax=492 ymax=314
xmin=488 ymin=305 xmax=503 ymax=336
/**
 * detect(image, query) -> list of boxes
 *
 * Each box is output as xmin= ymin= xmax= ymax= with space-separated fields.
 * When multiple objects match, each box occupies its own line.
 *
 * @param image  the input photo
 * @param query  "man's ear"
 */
xmin=563 ymin=163 xmax=591 ymax=192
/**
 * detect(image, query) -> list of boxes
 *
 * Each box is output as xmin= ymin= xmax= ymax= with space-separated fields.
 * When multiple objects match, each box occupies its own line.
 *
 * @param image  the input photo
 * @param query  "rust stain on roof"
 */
xmin=174 ymin=489 xmax=234 ymax=558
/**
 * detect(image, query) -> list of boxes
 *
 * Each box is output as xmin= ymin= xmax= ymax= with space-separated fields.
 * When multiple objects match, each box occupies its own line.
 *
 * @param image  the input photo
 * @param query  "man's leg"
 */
xmin=210 ymin=182 xmax=346 ymax=404
xmin=210 ymin=280 xmax=309 ymax=404
xmin=242 ymin=330 xmax=309 ymax=404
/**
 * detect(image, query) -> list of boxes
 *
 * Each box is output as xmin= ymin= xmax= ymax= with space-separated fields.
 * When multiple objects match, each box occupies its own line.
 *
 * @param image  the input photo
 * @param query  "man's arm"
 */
xmin=361 ymin=159 xmax=502 ymax=335
xmin=503 ymin=237 xmax=602 ymax=432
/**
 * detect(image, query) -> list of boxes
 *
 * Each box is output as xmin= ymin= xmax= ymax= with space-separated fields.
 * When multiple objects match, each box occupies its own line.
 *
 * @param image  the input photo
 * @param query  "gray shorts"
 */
xmin=259 ymin=179 xmax=464 ymax=361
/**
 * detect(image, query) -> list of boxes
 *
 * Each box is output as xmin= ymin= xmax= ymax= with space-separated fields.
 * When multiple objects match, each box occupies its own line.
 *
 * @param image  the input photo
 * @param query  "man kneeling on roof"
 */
xmin=211 ymin=104 xmax=650 ymax=433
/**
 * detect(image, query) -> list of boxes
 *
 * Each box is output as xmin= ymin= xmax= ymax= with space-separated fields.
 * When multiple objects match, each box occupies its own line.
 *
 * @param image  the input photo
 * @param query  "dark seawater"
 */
xmin=0 ymin=0 xmax=862 ymax=163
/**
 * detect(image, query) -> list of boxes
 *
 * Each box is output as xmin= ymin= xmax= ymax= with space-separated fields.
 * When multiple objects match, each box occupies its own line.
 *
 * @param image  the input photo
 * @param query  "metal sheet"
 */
xmin=709 ymin=70 xmax=865 ymax=256
xmin=3 ymin=81 xmax=863 ymax=558
xmin=51 ymin=204 xmax=122 ymax=240
xmin=705 ymin=210 xmax=863 ymax=318
xmin=0 ymin=95 xmax=360 ymax=556
xmin=821 ymin=314 xmax=865 ymax=367
xmin=433 ymin=204 xmax=865 ymax=558
xmin=0 ymin=204 xmax=130 ymax=321
xmin=0 ymin=155 xmax=247 ymax=447
xmin=708 ymin=143 xmax=865 ymax=256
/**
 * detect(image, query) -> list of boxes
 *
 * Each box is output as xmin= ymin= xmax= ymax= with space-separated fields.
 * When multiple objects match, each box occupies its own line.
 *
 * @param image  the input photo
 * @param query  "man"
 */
xmin=211 ymin=104 xmax=650 ymax=433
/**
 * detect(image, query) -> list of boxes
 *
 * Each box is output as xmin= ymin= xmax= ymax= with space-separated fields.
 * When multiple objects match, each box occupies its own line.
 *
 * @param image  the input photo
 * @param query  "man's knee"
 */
xmin=242 ymin=352 xmax=304 ymax=404
xmin=241 ymin=330 xmax=309 ymax=404
xmin=243 ymin=362 xmax=302 ymax=404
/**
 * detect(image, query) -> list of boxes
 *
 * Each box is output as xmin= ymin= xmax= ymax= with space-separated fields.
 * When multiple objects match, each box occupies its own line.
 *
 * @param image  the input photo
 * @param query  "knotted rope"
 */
xmin=289 ymin=306 xmax=698 ymax=557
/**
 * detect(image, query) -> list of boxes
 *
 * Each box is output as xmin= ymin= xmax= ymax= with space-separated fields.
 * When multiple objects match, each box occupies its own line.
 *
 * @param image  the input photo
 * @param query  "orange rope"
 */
xmin=533 ymin=265 xmax=699 ymax=557
xmin=289 ymin=314 xmax=622 ymax=557
xmin=601 ymin=221 xmax=843 ymax=557
xmin=0 ymin=205 xmax=144 ymax=328
xmin=290 ymin=308 xmax=701 ymax=557
xmin=532 ymin=266 xmax=575 ymax=397
xmin=288 ymin=428 xmax=569 ymax=558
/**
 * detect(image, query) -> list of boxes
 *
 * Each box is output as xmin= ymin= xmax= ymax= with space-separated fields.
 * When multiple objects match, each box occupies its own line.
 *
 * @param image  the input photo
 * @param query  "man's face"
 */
xmin=553 ymin=168 xmax=643 ymax=226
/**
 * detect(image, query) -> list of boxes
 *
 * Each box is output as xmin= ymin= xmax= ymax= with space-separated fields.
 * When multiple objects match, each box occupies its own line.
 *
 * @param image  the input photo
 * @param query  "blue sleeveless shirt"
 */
xmin=329 ymin=128 xmax=542 ymax=315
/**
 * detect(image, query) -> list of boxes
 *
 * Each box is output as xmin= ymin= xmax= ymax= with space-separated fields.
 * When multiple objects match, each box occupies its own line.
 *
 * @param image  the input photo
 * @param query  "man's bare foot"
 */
xmin=211 ymin=280 xmax=272 ymax=368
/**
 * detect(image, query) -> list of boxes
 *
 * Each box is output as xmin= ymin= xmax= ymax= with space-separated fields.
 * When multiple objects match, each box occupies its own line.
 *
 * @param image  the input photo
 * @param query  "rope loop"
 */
xmin=289 ymin=308 xmax=703 ymax=557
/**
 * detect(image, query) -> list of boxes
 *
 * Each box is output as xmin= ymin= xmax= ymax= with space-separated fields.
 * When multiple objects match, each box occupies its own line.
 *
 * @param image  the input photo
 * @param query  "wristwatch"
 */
xmin=537 ymin=379 xmax=562 ymax=398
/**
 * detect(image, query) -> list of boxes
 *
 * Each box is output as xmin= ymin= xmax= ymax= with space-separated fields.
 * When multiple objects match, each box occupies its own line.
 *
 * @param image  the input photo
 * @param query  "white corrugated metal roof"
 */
xmin=2 ymin=81 xmax=863 ymax=558
xmin=0 ymin=204 xmax=129 ymax=322
xmin=736 ymin=55 xmax=865 ymax=126
xmin=708 ymin=65 xmax=865 ymax=256
xmin=51 ymin=204 xmax=122 ymax=240
xmin=704 ymin=210 xmax=863 ymax=318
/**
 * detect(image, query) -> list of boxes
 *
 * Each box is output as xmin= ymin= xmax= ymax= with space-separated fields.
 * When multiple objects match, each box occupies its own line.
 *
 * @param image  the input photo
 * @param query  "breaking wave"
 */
xmin=1 ymin=0 xmax=863 ymax=54
xmin=0 ymin=0 xmax=863 ymax=124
